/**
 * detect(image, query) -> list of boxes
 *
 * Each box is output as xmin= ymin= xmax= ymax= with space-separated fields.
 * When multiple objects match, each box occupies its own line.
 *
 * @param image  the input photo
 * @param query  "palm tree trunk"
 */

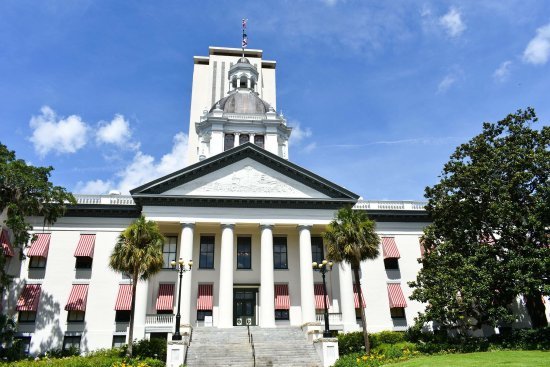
xmin=525 ymin=290 xmax=548 ymax=328
xmin=127 ymin=274 xmax=138 ymax=357
xmin=353 ymin=266 xmax=370 ymax=355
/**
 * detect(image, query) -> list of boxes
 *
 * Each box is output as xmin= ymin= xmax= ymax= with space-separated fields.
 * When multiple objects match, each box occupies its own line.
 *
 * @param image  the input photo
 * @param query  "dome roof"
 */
xmin=210 ymin=91 xmax=272 ymax=114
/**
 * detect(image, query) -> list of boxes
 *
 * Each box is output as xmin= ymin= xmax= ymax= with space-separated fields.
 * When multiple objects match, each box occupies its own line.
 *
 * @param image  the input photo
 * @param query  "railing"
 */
xmin=184 ymin=327 xmax=192 ymax=366
xmin=74 ymin=194 xmax=135 ymax=205
xmin=225 ymin=113 xmax=265 ymax=121
xmin=145 ymin=314 xmax=174 ymax=325
xmin=247 ymin=325 xmax=256 ymax=367
xmin=316 ymin=312 xmax=343 ymax=324
xmin=353 ymin=200 xmax=426 ymax=211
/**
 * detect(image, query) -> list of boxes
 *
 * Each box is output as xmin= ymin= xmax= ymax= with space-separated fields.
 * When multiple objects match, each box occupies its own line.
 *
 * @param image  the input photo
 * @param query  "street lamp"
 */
xmin=171 ymin=258 xmax=192 ymax=341
xmin=312 ymin=259 xmax=333 ymax=338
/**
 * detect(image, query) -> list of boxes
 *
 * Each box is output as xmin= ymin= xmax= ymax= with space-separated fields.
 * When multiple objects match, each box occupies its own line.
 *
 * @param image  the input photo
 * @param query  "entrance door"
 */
xmin=234 ymin=288 xmax=257 ymax=326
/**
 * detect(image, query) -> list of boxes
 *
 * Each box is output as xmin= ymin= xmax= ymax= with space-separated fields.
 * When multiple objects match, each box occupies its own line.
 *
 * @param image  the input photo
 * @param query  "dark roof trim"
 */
xmin=65 ymin=205 xmax=142 ymax=218
xmin=360 ymin=210 xmax=431 ymax=223
xmin=130 ymin=143 xmax=359 ymax=200
xmin=132 ymin=194 xmax=356 ymax=210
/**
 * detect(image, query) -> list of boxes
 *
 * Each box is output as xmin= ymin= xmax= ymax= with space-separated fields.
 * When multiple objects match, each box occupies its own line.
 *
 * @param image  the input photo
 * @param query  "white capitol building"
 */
xmin=3 ymin=46 xmax=484 ymax=359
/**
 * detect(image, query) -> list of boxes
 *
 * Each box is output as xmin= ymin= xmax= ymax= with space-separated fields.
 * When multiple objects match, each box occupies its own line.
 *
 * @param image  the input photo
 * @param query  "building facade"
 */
xmin=3 ymin=46 xmax=439 ymax=355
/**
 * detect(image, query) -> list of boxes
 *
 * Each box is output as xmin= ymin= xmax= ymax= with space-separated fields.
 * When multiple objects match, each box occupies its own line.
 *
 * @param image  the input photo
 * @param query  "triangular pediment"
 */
xmin=130 ymin=143 xmax=358 ymax=208
xmin=163 ymin=158 xmax=329 ymax=199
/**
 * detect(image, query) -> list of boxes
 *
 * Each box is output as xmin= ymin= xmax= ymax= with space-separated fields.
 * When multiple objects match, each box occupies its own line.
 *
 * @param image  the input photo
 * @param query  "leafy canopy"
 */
xmin=410 ymin=108 xmax=549 ymax=331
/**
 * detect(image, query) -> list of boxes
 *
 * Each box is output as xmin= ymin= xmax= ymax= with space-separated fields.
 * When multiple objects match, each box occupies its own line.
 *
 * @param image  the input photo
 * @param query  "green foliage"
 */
xmin=38 ymin=346 xmax=80 ymax=358
xmin=338 ymin=331 xmax=407 ymax=355
xmin=410 ymin=108 xmax=550 ymax=332
xmin=109 ymin=216 xmax=165 ymax=357
xmin=125 ymin=338 xmax=167 ymax=361
xmin=0 ymin=352 xmax=164 ymax=367
xmin=324 ymin=206 xmax=380 ymax=353
xmin=0 ymin=142 xmax=75 ymax=294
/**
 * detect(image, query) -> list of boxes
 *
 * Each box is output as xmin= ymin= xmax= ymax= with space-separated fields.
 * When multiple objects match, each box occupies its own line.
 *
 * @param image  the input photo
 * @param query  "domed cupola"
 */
xmin=228 ymin=57 xmax=259 ymax=91
xmin=210 ymin=90 xmax=272 ymax=114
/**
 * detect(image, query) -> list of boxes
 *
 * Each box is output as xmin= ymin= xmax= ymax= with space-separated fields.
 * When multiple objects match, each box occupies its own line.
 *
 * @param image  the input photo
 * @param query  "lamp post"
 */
xmin=312 ymin=259 xmax=333 ymax=338
xmin=171 ymin=258 xmax=192 ymax=341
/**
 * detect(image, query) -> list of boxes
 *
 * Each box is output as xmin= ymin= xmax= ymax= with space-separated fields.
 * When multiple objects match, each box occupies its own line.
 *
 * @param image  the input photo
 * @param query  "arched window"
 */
xmin=224 ymin=134 xmax=235 ymax=151
xmin=254 ymin=135 xmax=264 ymax=148
xmin=240 ymin=76 xmax=247 ymax=88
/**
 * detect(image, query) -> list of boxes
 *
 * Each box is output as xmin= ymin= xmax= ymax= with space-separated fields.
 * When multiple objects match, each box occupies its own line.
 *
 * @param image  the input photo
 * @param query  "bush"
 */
xmin=0 ymin=355 xmax=165 ymax=367
xmin=338 ymin=330 xmax=407 ymax=355
xmin=127 ymin=338 xmax=167 ymax=361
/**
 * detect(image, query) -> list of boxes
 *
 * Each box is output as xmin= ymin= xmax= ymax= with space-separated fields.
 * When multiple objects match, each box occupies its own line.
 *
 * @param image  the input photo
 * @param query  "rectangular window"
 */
xmin=199 ymin=236 xmax=215 ymax=269
xmin=224 ymin=134 xmax=235 ymax=151
xmin=237 ymin=237 xmax=252 ymax=269
xmin=75 ymin=257 xmax=93 ymax=269
xmin=384 ymin=258 xmax=399 ymax=270
xmin=254 ymin=135 xmax=264 ymax=148
xmin=29 ymin=256 xmax=46 ymax=269
xmin=18 ymin=311 xmax=36 ymax=323
xmin=112 ymin=335 xmax=126 ymax=348
xmin=115 ymin=310 xmax=131 ymax=322
xmin=197 ymin=310 xmax=213 ymax=321
xmin=67 ymin=310 xmax=85 ymax=322
xmin=239 ymin=134 xmax=250 ymax=145
xmin=273 ymin=237 xmax=288 ymax=269
xmin=311 ymin=236 xmax=324 ymax=264
xmin=163 ymin=236 xmax=178 ymax=268
xmin=390 ymin=307 xmax=406 ymax=319
xmin=275 ymin=309 xmax=289 ymax=320
xmin=62 ymin=335 xmax=81 ymax=352
xmin=15 ymin=337 xmax=31 ymax=356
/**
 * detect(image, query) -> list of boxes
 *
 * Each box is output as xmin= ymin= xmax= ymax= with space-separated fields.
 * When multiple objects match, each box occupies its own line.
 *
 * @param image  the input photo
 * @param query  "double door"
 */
xmin=233 ymin=288 xmax=257 ymax=326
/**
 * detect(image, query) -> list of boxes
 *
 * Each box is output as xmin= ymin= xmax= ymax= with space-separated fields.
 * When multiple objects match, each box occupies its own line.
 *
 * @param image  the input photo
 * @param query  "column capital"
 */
xmin=259 ymin=223 xmax=274 ymax=230
xmin=220 ymin=223 xmax=235 ymax=230
xmin=297 ymin=224 xmax=312 ymax=231
xmin=179 ymin=222 xmax=195 ymax=229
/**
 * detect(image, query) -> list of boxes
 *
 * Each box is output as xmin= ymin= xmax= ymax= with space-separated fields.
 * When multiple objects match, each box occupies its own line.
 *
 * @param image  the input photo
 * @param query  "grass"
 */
xmin=387 ymin=350 xmax=550 ymax=367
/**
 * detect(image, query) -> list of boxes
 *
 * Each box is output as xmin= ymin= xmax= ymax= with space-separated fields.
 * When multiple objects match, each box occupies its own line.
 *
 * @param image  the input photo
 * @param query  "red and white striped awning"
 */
xmin=314 ymin=283 xmax=331 ymax=309
xmin=74 ymin=234 xmax=95 ymax=258
xmin=27 ymin=233 xmax=51 ymax=258
xmin=274 ymin=284 xmax=290 ymax=310
xmin=1 ymin=228 xmax=14 ymax=257
xmin=155 ymin=283 xmax=174 ymax=311
xmin=387 ymin=283 xmax=407 ymax=308
xmin=353 ymin=284 xmax=366 ymax=308
xmin=197 ymin=284 xmax=213 ymax=311
xmin=65 ymin=284 xmax=89 ymax=311
xmin=382 ymin=237 xmax=400 ymax=259
xmin=115 ymin=284 xmax=133 ymax=311
xmin=17 ymin=284 xmax=42 ymax=311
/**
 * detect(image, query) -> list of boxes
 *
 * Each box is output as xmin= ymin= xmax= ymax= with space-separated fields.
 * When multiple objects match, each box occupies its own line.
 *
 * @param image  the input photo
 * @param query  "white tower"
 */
xmin=186 ymin=47 xmax=286 ymax=164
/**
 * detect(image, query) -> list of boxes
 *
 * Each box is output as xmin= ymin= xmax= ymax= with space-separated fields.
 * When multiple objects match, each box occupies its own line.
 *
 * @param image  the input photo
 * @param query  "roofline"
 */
xmin=208 ymin=46 xmax=263 ymax=58
xmin=130 ymin=143 xmax=359 ymax=200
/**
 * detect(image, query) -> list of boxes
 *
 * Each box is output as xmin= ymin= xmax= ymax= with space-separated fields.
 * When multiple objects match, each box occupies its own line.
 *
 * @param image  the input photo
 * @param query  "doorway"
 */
xmin=233 ymin=288 xmax=257 ymax=326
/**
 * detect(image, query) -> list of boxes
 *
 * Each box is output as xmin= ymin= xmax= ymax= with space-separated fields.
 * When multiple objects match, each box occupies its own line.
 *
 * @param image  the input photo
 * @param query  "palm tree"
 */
xmin=109 ymin=215 xmax=164 ymax=357
xmin=323 ymin=206 xmax=380 ymax=354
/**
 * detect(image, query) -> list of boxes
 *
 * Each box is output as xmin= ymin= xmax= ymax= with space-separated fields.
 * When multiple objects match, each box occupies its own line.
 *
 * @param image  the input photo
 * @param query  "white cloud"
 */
xmin=493 ymin=60 xmax=512 ymax=82
xmin=96 ymin=114 xmax=138 ymax=149
xmin=439 ymin=8 xmax=466 ymax=37
xmin=303 ymin=142 xmax=317 ymax=153
xmin=321 ymin=0 xmax=344 ymax=6
xmin=437 ymin=74 xmax=456 ymax=93
xmin=29 ymin=106 xmax=89 ymax=157
xmin=523 ymin=23 xmax=550 ymax=65
xmin=73 ymin=179 xmax=114 ymax=194
xmin=116 ymin=132 xmax=189 ymax=194
xmin=288 ymin=122 xmax=312 ymax=144
xmin=73 ymin=132 xmax=189 ymax=195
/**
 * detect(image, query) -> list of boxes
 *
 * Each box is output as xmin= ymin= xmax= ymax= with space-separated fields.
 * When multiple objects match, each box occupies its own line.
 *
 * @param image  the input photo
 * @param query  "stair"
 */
xmin=185 ymin=327 xmax=253 ymax=367
xmin=251 ymin=326 xmax=323 ymax=367
xmin=185 ymin=326 xmax=323 ymax=367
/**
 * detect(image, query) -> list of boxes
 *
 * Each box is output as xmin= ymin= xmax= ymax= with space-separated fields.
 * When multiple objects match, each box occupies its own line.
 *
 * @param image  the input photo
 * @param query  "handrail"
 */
xmin=184 ymin=327 xmax=192 ymax=366
xmin=247 ymin=325 xmax=256 ymax=367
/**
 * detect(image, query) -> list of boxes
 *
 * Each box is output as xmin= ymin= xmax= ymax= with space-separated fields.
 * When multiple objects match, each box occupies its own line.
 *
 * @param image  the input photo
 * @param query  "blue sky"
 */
xmin=1 ymin=0 xmax=549 ymax=200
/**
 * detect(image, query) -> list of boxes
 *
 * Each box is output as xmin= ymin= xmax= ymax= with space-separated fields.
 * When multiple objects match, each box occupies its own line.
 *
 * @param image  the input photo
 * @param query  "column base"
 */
xmin=313 ymin=338 xmax=339 ymax=367
xmin=166 ymin=340 xmax=187 ymax=367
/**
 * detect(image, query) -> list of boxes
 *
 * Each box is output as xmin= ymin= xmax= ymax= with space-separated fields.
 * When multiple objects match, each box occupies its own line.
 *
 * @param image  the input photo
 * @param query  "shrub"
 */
xmin=338 ymin=332 xmax=365 ymax=355
xmin=127 ymin=338 xmax=167 ymax=361
xmin=370 ymin=331 xmax=405 ymax=347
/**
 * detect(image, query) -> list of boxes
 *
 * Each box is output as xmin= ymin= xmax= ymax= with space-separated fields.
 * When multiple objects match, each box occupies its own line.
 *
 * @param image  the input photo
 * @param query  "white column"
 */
xmin=338 ymin=261 xmax=359 ymax=331
xmin=218 ymin=223 xmax=235 ymax=328
xmin=179 ymin=222 xmax=195 ymax=326
xmin=133 ymin=279 xmax=149 ymax=340
xmin=260 ymin=224 xmax=275 ymax=327
xmin=234 ymin=133 xmax=240 ymax=147
xmin=250 ymin=133 xmax=255 ymax=145
xmin=298 ymin=225 xmax=316 ymax=324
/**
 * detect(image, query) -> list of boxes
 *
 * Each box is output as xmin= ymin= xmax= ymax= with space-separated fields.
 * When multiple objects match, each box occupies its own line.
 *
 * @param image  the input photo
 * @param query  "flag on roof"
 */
xmin=242 ymin=34 xmax=248 ymax=48
xmin=242 ymin=19 xmax=247 ymax=29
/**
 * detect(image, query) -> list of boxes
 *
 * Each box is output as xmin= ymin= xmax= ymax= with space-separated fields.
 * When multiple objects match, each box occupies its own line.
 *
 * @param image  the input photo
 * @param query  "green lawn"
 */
xmin=387 ymin=351 xmax=550 ymax=367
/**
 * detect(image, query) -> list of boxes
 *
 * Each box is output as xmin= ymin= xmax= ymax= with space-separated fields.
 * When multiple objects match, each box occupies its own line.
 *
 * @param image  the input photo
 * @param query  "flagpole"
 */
xmin=241 ymin=18 xmax=247 ymax=58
